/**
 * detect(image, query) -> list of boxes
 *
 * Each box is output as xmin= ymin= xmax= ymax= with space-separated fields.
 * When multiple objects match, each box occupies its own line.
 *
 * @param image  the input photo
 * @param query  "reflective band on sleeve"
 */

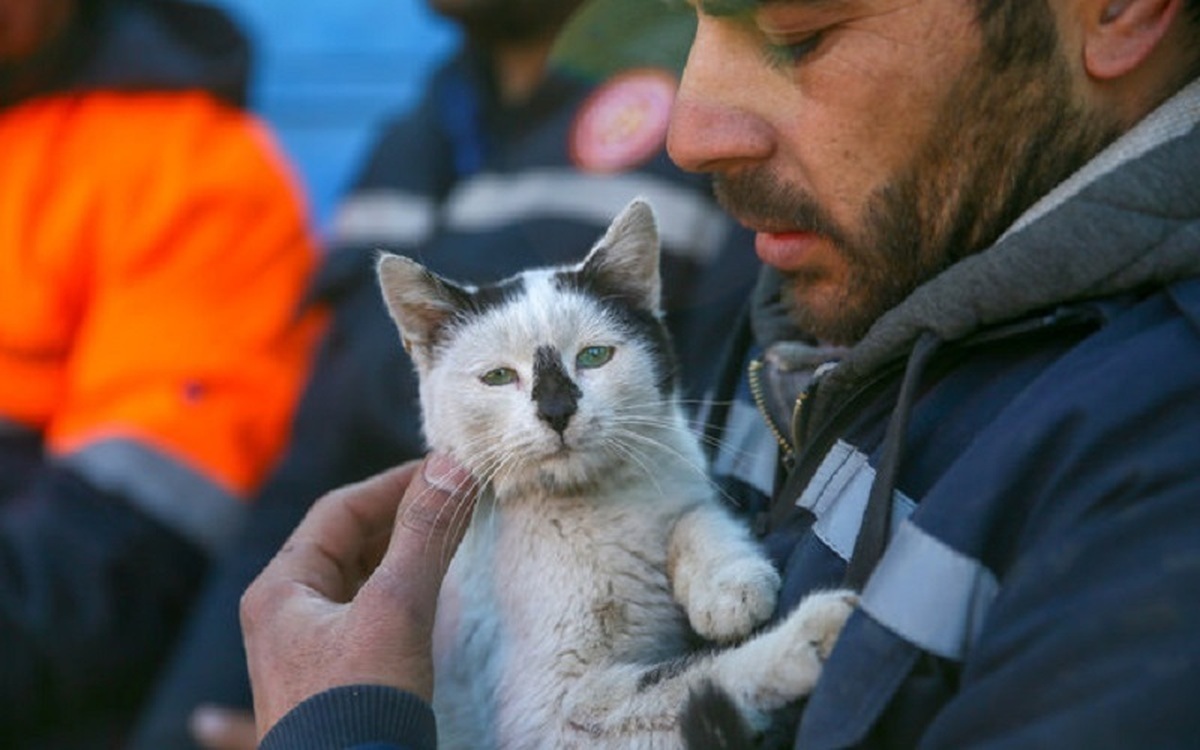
xmin=443 ymin=169 xmax=730 ymax=261
xmin=58 ymin=438 xmax=246 ymax=556
xmin=330 ymin=189 xmax=437 ymax=247
xmin=860 ymin=519 xmax=999 ymax=661
xmin=797 ymin=440 xmax=916 ymax=562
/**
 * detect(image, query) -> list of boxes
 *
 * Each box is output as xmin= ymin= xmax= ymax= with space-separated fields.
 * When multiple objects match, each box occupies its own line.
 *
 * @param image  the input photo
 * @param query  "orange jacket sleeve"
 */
xmin=0 ymin=91 xmax=327 ymax=505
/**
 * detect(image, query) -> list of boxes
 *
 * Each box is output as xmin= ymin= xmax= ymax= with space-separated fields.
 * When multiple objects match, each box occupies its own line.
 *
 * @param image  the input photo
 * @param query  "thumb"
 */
xmin=400 ymin=452 xmax=477 ymax=548
xmin=363 ymin=452 xmax=477 ymax=613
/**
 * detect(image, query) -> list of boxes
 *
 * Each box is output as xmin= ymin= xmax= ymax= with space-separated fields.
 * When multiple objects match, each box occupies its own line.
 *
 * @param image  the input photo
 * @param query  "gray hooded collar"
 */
xmin=824 ymin=77 xmax=1200 ymax=395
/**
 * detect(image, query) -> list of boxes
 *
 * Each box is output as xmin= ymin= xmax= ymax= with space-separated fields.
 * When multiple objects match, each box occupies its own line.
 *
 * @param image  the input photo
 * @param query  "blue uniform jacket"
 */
xmin=715 ymin=79 xmax=1200 ymax=749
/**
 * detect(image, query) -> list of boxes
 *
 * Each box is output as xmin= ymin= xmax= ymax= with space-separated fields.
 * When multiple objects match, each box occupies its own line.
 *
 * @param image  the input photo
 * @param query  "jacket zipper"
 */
xmin=747 ymin=357 xmax=799 ymax=469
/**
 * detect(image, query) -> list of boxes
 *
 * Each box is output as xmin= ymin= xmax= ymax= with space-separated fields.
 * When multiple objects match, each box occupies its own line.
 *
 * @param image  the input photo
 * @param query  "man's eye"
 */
xmin=763 ymin=32 xmax=824 ymax=69
xmin=480 ymin=367 xmax=518 ymax=386
xmin=576 ymin=345 xmax=615 ymax=369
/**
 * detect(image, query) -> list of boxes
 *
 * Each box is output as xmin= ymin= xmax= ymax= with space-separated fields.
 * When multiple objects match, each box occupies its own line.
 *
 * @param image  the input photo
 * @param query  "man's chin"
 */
xmin=783 ymin=285 xmax=870 ymax=347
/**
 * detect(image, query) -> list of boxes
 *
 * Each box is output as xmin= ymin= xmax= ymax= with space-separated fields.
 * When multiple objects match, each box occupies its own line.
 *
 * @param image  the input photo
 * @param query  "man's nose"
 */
xmin=667 ymin=18 xmax=774 ymax=174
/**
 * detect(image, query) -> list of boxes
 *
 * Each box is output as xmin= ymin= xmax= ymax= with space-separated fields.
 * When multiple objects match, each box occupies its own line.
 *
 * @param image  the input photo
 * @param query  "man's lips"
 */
xmin=754 ymin=230 xmax=824 ymax=271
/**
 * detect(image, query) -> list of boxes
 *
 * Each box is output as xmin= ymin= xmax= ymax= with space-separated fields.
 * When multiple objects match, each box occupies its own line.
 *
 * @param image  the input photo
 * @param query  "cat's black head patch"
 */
xmin=552 ymin=269 xmax=678 ymax=397
xmin=430 ymin=275 xmax=527 ymax=348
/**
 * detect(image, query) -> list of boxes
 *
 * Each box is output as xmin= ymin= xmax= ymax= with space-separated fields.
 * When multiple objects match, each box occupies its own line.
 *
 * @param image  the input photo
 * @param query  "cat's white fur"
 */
xmin=378 ymin=198 xmax=855 ymax=748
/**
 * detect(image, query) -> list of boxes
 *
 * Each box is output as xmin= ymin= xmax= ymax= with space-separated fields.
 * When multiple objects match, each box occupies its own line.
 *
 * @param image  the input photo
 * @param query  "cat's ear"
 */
xmin=582 ymin=198 xmax=662 ymax=312
xmin=376 ymin=252 xmax=466 ymax=363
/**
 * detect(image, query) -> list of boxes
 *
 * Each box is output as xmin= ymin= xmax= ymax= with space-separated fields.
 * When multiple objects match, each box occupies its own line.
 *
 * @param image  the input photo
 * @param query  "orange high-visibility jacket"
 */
xmin=0 ymin=90 xmax=327 ymax=550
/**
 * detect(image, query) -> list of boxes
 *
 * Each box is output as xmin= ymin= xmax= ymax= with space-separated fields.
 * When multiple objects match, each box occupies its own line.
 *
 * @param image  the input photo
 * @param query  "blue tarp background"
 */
xmin=207 ymin=0 xmax=460 ymax=232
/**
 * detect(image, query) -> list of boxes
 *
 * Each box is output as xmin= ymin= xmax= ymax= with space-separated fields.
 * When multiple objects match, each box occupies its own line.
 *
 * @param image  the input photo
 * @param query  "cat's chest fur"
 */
xmin=449 ymin=474 xmax=703 ymax=651
xmin=435 ymin=476 xmax=703 ymax=747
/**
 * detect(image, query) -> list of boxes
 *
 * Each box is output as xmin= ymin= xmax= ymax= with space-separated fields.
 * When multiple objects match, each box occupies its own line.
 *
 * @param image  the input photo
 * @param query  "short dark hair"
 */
xmin=973 ymin=0 xmax=1200 ymax=76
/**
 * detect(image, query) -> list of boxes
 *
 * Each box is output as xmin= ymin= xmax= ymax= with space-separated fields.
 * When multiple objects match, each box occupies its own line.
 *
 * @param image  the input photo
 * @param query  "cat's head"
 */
xmin=377 ymin=198 xmax=680 ymax=496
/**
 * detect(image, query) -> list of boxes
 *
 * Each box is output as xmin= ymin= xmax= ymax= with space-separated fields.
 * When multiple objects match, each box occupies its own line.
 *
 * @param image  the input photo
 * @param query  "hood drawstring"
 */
xmin=844 ymin=330 xmax=942 ymax=591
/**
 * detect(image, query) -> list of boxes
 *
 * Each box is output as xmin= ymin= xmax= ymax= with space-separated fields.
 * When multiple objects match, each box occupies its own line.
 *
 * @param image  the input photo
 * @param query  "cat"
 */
xmin=377 ymin=198 xmax=856 ymax=749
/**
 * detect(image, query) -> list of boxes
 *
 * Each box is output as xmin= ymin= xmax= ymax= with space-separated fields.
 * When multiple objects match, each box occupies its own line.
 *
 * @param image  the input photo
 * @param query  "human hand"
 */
xmin=240 ymin=454 xmax=477 ymax=740
xmin=190 ymin=705 xmax=257 ymax=750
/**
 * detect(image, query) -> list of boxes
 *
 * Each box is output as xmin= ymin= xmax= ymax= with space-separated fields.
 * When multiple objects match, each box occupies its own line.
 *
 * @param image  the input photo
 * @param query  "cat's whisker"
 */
xmin=404 ymin=469 xmax=479 ymax=562
xmin=608 ymin=412 xmax=767 ymax=467
xmin=606 ymin=439 xmax=668 ymax=501
xmin=609 ymin=428 xmax=737 ymax=502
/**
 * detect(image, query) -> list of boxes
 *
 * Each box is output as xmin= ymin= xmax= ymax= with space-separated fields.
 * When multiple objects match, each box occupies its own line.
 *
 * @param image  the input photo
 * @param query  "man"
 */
xmin=0 ymin=0 xmax=325 ymax=744
xmin=128 ymin=0 xmax=757 ymax=746
xmin=241 ymin=0 xmax=1200 ymax=747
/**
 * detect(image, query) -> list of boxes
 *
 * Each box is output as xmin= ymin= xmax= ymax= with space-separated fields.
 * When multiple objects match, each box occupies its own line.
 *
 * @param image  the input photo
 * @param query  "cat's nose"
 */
xmin=537 ymin=400 xmax=576 ymax=435
xmin=532 ymin=345 xmax=581 ymax=436
xmin=536 ymin=380 xmax=579 ymax=435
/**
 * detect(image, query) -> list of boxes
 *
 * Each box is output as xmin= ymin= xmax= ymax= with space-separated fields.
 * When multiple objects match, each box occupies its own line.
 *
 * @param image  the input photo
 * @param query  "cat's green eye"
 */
xmin=576 ymin=345 xmax=614 ymax=369
xmin=481 ymin=367 xmax=518 ymax=386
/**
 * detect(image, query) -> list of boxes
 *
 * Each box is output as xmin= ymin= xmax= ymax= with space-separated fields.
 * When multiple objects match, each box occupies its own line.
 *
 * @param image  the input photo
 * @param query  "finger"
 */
xmin=266 ymin=461 xmax=421 ymax=601
xmin=190 ymin=705 xmax=259 ymax=750
xmin=362 ymin=452 xmax=477 ymax=611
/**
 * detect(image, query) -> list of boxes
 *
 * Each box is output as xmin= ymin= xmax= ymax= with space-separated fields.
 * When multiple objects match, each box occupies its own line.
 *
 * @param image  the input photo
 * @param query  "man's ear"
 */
xmin=1084 ymin=0 xmax=1182 ymax=80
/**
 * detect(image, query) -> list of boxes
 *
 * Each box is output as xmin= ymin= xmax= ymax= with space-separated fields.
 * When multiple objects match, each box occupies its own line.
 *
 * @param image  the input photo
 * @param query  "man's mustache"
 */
xmin=713 ymin=171 xmax=848 ymax=247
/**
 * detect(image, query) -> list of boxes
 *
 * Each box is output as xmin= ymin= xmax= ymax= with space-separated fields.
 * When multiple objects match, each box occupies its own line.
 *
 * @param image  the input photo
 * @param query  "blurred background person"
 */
xmin=126 ymin=0 xmax=758 ymax=747
xmin=0 ymin=0 xmax=326 ymax=745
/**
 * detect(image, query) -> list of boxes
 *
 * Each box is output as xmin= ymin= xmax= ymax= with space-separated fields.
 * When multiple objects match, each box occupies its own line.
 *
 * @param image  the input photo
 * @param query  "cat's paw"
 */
xmin=794 ymin=588 xmax=857 ymax=660
xmin=792 ymin=588 xmax=859 ymax=657
xmin=738 ymin=588 xmax=857 ymax=711
xmin=684 ymin=557 xmax=780 ymax=643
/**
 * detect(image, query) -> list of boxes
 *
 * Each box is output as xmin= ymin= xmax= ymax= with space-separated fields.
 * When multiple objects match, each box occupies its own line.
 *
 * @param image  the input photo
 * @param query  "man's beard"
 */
xmin=715 ymin=36 xmax=1121 ymax=345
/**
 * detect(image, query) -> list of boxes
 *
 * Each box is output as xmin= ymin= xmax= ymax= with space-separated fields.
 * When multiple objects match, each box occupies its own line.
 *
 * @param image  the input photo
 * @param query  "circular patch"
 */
xmin=570 ymin=68 xmax=677 ymax=173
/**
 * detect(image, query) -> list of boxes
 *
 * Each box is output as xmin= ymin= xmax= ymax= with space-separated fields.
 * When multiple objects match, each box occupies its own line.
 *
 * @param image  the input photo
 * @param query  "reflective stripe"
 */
xmin=330 ymin=189 xmax=437 ymax=247
xmin=861 ymin=519 xmax=999 ymax=661
xmin=330 ymin=171 xmax=730 ymax=261
xmin=445 ymin=169 xmax=729 ymax=261
xmin=797 ymin=440 xmax=916 ymax=561
xmin=709 ymin=397 xmax=780 ymax=497
xmin=58 ymin=438 xmax=246 ymax=555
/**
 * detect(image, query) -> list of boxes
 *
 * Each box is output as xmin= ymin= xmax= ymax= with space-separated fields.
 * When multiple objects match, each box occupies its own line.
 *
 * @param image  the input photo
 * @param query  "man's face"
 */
xmin=429 ymin=0 xmax=585 ymax=43
xmin=667 ymin=0 xmax=1119 ymax=344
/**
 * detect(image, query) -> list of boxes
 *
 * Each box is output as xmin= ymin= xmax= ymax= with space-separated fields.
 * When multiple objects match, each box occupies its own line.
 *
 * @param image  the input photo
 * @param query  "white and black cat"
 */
xmin=377 ymin=198 xmax=855 ymax=749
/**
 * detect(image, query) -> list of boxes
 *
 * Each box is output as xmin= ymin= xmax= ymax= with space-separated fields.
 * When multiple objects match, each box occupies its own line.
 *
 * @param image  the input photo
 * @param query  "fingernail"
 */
xmin=423 ymin=452 xmax=470 ymax=493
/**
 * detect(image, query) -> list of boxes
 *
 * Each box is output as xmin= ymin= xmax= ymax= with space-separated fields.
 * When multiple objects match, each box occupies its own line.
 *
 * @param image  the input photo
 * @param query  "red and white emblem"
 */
xmin=570 ymin=68 xmax=677 ymax=173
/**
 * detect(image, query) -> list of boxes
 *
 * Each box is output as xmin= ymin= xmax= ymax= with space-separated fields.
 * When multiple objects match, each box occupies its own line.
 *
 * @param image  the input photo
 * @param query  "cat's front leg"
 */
xmin=667 ymin=504 xmax=780 ymax=643
xmin=560 ymin=589 xmax=858 ymax=747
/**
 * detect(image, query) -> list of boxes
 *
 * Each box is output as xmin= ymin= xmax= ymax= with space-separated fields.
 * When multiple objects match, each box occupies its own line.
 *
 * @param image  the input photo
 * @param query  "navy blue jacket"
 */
xmin=718 ymin=81 xmax=1200 ymax=749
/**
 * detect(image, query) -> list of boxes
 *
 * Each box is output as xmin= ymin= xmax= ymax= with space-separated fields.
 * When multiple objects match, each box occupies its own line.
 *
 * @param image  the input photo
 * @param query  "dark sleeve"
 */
xmin=0 ymin=464 xmax=207 ymax=744
xmin=259 ymin=685 xmax=437 ymax=750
